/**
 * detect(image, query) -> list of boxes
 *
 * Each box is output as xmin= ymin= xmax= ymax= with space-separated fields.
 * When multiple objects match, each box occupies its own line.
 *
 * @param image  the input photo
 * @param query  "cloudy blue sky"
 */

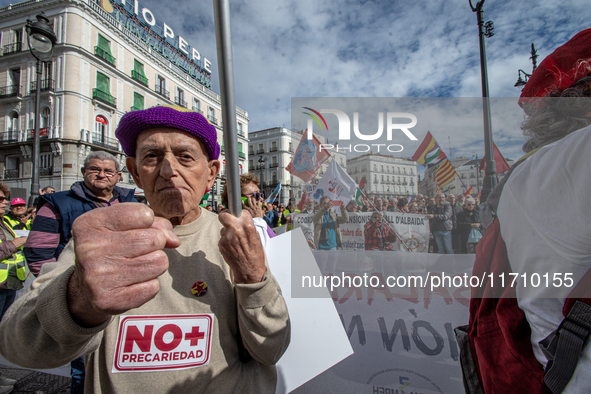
xmin=127 ymin=0 xmax=588 ymax=163
xmin=4 ymin=0 xmax=590 ymax=163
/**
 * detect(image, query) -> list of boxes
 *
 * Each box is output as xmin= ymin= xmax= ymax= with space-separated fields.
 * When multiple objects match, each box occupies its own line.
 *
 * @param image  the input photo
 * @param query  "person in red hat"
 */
xmin=469 ymin=28 xmax=591 ymax=393
xmin=3 ymin=198 xmax=30 ymax=231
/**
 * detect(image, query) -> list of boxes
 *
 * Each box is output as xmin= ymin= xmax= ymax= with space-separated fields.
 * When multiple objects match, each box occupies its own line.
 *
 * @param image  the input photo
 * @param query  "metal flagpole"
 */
xmin=213 ymin=0 xmax=241 ymax=216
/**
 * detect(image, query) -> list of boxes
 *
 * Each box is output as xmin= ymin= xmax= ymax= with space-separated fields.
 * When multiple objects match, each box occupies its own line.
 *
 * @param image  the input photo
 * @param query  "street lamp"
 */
xmin=26 ymin=12 xmax=56 ymax=207
xmin=258 ymin=155 xmax=266 ymax=192
xmin=514 ymin=43 xmax=538 ymax=88
xmin=469 ymin=0 xmax=496 ymax=203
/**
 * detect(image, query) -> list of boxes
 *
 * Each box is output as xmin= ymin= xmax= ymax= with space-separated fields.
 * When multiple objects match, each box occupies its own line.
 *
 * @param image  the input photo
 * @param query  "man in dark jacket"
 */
xmin=427 ymin=193 xmax=453 ymax=254
xmin=22 ymin=150 xmax=135 ymax=394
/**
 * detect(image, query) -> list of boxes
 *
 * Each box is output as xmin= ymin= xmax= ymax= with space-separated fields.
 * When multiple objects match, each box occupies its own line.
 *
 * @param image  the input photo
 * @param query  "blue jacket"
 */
xmin=25 ymin=182 xmax=136 ymax=261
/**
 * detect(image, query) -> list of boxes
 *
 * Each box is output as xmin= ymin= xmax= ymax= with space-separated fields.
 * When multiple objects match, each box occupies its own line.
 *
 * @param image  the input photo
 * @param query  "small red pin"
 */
xmin=191 ymin=281 xmax=208 ymax=297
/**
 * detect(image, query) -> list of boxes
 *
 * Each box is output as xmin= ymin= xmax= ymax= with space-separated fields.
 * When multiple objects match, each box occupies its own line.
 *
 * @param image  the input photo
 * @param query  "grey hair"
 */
xmin=465 ymin=198 xmax=476 ymax=204
xmin=521 ymin=75 xmax=591 ymax=152
xmin=84 ymin=151 xmax=120 ymax=172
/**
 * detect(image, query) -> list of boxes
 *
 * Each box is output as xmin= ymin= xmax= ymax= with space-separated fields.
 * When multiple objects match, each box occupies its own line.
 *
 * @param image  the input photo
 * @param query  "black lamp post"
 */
xmin=26 ymin=12 xmax=56 ymax=207
xmin=469 ymin=0 xmax=496 ymax=203
xmin=514 ymin=43 xmax=538 ymax=88
xmin=258 ymin=155 xmax=266 ymax=192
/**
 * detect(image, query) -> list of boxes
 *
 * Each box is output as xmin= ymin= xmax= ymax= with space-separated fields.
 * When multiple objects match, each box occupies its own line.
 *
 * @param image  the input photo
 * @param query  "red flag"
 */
xmin=286 ymin=130 xmax=331 ymax=183
xmin=463 ymin=186 xmax=473 ymax=197
xmin=480 ymin=142 xmax=511 ymax=174
xmin=297 ymin=192 xmax=307 ymax=211
xmin=477 ymin=189 xmax=482 ymax=200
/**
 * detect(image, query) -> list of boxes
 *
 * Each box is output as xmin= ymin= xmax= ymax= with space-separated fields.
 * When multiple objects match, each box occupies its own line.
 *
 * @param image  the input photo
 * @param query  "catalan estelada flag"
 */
xmin=435 ymin=159 xmax=457 ymax=188
xmin=412 ymin=131 xmax=447 ymax=166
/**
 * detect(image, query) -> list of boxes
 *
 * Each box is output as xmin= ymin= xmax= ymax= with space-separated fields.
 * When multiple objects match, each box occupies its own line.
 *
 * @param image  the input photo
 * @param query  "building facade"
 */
xmin=248 ymin=127 xmax=347 ymax=206
xmin=346 ymin=153 xmax=417 ymax=198
xmin=0 ymin=0 xmax=248 ymax=203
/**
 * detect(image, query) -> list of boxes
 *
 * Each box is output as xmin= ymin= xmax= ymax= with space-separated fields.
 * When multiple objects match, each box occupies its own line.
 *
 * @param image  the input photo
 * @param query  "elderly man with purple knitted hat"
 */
xmin=0 ymin=106 xmax=290 ymax=393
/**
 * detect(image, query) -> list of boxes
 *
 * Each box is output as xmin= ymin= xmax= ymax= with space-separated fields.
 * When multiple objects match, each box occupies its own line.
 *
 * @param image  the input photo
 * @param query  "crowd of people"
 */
xmin=205 ymin=184 xmax=484 ymax=255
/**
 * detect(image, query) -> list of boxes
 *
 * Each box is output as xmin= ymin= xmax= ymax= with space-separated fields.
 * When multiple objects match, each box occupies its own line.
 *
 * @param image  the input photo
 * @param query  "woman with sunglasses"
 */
xmin=221 ymin=174 xmax=276 ymax=247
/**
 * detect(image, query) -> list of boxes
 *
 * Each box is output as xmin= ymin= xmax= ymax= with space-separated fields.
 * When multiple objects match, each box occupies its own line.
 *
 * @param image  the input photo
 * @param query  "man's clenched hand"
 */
xmin=67 ymin=203 xmax=180 ymax=327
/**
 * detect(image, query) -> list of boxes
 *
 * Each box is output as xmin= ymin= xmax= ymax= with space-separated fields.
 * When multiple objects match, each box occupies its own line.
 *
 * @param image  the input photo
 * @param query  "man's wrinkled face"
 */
xmin=10 ymin=204 xmax=26 ymax=216
xmin=447 ymin=195 xmax=456 ymax=205
xmin=82 ymin=158 xmax=121 ymax=195
xmin=128 ymin=128 xmax=220 ymax=220
xmin=428 ymin=197 xmax=435 ymax=206
xmin=321 ymin=198 xmax=332 ymax=210
xmin=437 ymin=194 xmax=446 ymax=205
xmin=305 ymin=199 xmax=314 ymax=210
xmin=374 ymin=198 xmax=382 ymax=210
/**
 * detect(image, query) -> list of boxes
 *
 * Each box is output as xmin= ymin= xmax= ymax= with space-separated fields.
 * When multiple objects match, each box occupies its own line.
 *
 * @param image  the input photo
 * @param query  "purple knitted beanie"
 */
xmin=115 ymin=105 xmax=220 ymax=160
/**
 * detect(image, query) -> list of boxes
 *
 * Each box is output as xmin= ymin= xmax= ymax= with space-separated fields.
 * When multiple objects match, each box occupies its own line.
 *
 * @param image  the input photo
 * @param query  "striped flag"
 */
xmin=355 ymin=177 xmax=365 ymax=206
xmin=412 ymin=131 xmax=447 ymax=166
xmin=434 ymin=159 xmax=457 ymax=188
xmin=463 ymin=186 xmax=473 ymax=197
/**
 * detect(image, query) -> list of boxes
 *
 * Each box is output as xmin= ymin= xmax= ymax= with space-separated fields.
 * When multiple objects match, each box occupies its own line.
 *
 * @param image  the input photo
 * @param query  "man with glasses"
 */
xmin=22 ymin=150 xmax=135 ymax=394
xmin=3 ymin=198 xmax=31 ymax=231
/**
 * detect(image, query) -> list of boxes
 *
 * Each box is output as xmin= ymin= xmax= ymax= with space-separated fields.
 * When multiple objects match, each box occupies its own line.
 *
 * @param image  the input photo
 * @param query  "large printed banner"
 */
xmin=292 ymin=211 xmax=431 ymax=252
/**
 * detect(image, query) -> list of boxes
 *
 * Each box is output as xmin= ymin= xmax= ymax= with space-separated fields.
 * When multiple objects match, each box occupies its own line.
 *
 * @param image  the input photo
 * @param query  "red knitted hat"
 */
xmin=115 ymin=105 xmax=220 ymax=159
xmin=520 ymin=28 xmax=591 ymax=105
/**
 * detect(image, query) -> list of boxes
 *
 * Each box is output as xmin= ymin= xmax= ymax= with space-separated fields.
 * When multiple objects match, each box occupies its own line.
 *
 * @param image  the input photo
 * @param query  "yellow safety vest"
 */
xmin=3 ymin=215 xmax=31 ymax=231
xmin=0 ymin=226 xmax=26 ymax=287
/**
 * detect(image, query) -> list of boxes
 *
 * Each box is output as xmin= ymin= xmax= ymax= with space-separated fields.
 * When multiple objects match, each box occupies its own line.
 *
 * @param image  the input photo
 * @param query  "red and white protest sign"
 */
xmin=112 ymin=314 xmax=214 ymax=373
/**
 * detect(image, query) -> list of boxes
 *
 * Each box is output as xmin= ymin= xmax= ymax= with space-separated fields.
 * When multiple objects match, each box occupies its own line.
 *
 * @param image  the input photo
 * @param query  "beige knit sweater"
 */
xmin=0 ymin=210 xmax=290 ymax=393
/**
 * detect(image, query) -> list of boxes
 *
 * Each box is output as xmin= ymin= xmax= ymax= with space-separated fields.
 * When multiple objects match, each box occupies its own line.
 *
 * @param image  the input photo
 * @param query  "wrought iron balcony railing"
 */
xmin=4 ymin=169 xmax=19 ymax=179
xmin=3 ymin=42 xmax=22 ymax=55
xmin=0 ymin=85 xmax=21 ymax=98
xmin=30 ymin=79 xmax=54 ymax=94
xmin=155 ymin=85 xmax=169 ymax=99
xmin=91 ymin=131 xmax=119 ymax=150
xmin=92 ymin=89 xmax=116 ymax=107
xmin=94 ymin=46 xmax=116 ymax=66
xmin=174 ymin=97 xmax=187 ymax=108
xmin=131 ymin=70 xmax=148 ymax=86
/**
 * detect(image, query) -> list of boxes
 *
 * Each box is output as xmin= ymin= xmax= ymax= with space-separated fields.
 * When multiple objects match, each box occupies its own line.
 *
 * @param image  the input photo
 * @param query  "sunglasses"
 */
xmin=244 ymin=192 xmax=265 ymax=200
xmin=0 ymin=197 xmax=7 ymax=202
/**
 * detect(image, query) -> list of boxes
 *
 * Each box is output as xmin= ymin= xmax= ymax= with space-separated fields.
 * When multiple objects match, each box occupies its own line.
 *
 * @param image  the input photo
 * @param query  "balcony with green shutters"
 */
xmin=94 ymin=46 xmax=116 ymax=66
xmin=92 ymin=88 xmax=116 ymax=108
xmin=131 ymin=70 xmax=148 ymax=86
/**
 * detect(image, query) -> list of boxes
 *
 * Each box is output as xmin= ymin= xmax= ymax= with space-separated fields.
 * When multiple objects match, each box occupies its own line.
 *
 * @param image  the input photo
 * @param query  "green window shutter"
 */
xmin=96 ymin=72 xmax=110 ymax=94
xmin=134 ymin=59 xmax=146 ymax=79
xmin=97 ymin=35 xmax=112 ymax=56
xmin=238 ymin=142 xmax=243 ymax=153
xmin=133 ymin=93 xmax=144 ymax=110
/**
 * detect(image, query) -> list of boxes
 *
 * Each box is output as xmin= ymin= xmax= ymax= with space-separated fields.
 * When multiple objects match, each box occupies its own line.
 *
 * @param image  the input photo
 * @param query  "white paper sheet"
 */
xmin=266 ymin=228 xmax=354 ymax=394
